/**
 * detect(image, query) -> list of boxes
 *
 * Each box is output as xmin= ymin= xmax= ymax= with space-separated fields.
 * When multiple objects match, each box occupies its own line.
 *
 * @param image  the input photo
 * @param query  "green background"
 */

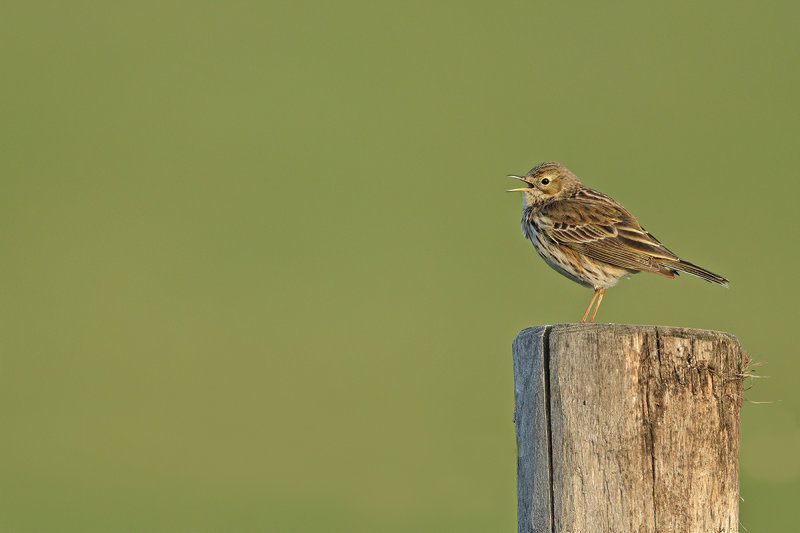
xmin=2 ymin=2 xmax=797 ymax=532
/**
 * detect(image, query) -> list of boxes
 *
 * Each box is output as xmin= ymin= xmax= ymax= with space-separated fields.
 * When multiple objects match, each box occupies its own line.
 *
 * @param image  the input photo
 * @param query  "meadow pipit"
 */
xmin=508 ymin=162 xmax=728 ymax=323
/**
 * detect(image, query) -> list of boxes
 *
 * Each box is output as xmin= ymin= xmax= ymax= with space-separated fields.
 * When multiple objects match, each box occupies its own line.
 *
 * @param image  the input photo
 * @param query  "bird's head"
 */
xmin=507 ymin=162 xmax=582 ymax=206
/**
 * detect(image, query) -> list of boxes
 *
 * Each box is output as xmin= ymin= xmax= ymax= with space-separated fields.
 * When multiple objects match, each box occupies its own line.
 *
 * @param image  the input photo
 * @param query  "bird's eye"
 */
xmin=540 ymin=178 xmax=550 ymax=185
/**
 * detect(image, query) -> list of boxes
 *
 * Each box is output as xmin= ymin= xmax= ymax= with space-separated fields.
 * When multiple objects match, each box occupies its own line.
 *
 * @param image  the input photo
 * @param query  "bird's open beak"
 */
xmin=506 ymin=175 xmax=531 ymax=192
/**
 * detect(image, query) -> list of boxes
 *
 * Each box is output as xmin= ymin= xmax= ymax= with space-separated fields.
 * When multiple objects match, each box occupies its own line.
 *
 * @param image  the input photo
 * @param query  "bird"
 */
xmin=508 ymin=162 xmax=728 ymax=323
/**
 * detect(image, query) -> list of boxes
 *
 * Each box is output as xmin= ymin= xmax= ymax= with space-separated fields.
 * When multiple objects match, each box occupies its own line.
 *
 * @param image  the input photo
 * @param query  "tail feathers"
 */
xmin=659 ymin=259 xmax=729 ymax=287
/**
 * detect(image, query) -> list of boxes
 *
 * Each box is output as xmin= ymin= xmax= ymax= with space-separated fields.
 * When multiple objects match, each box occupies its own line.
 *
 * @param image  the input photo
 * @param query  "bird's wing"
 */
xmin=538 ymin=189 xmax=679 ymax=275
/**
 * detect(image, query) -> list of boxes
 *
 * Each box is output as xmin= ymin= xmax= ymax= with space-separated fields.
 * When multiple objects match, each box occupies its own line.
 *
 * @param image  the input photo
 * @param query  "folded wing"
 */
xmin=538 ymin=189 xmax=679 ymax=277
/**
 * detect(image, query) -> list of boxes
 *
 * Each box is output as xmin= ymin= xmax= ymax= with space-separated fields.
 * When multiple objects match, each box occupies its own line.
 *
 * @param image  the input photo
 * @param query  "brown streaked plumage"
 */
xmin=508 ymin=162 xmax=728 ymax=323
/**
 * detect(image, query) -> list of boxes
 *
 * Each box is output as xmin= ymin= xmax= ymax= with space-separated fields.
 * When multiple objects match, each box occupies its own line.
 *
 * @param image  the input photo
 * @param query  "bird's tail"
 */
xmin=658 ymin=259 xmax=729 ymax=288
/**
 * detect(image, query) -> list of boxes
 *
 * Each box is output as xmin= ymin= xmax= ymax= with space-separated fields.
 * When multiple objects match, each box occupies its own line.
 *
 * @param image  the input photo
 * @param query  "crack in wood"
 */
xmin=542 ymin=325 xmax=555 ymax=533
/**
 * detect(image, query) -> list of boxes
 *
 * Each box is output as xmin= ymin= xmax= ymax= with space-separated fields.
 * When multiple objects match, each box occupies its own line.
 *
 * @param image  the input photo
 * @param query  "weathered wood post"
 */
xmin=513 ymin=324 xmax=746 ymax=533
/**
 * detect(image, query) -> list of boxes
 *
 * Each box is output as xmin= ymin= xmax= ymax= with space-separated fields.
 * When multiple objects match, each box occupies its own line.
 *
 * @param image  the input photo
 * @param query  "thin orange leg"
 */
xmin=589 ymin=288 xmax=606 ymax=323
xmin=580 ymin=289 xmax=600 ymax=323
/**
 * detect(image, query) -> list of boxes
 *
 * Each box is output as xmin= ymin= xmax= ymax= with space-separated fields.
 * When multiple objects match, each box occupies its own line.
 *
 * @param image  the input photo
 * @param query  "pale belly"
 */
xmin=528 ymin=231 xmax=634 ymax=289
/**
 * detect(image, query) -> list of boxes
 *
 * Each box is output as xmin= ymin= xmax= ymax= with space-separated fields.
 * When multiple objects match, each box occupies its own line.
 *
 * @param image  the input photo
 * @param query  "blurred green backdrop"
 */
xmin=2 ymin=1 xmax=798 ymax=532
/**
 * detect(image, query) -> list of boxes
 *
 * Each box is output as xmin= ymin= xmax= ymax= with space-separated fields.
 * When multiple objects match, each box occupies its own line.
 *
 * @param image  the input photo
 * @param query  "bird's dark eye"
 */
xmin=541 ymin=178 xmax=550 ymax=185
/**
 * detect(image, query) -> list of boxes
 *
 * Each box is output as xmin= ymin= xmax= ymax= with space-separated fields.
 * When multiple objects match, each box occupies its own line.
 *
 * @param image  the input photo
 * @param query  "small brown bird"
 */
xmin=508 ymin=162 xmax=728 ymax=323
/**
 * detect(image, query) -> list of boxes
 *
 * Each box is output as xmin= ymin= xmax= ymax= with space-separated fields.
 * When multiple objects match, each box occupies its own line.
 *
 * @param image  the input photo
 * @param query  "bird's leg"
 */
xmin=589 ymin=288 xmax=606 ymax=323
xmin=580 ymin=289 xmax=600 ymax=323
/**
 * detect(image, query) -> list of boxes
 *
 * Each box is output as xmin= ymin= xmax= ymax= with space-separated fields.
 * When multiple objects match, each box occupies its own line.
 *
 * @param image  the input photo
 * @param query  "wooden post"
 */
xmin=513 ymin=324 xmax=746 ymax=533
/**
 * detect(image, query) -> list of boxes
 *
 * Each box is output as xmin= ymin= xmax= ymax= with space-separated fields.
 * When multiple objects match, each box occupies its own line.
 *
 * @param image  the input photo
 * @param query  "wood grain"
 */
xmin=513 ymin=324 xmax=746 ymax=533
